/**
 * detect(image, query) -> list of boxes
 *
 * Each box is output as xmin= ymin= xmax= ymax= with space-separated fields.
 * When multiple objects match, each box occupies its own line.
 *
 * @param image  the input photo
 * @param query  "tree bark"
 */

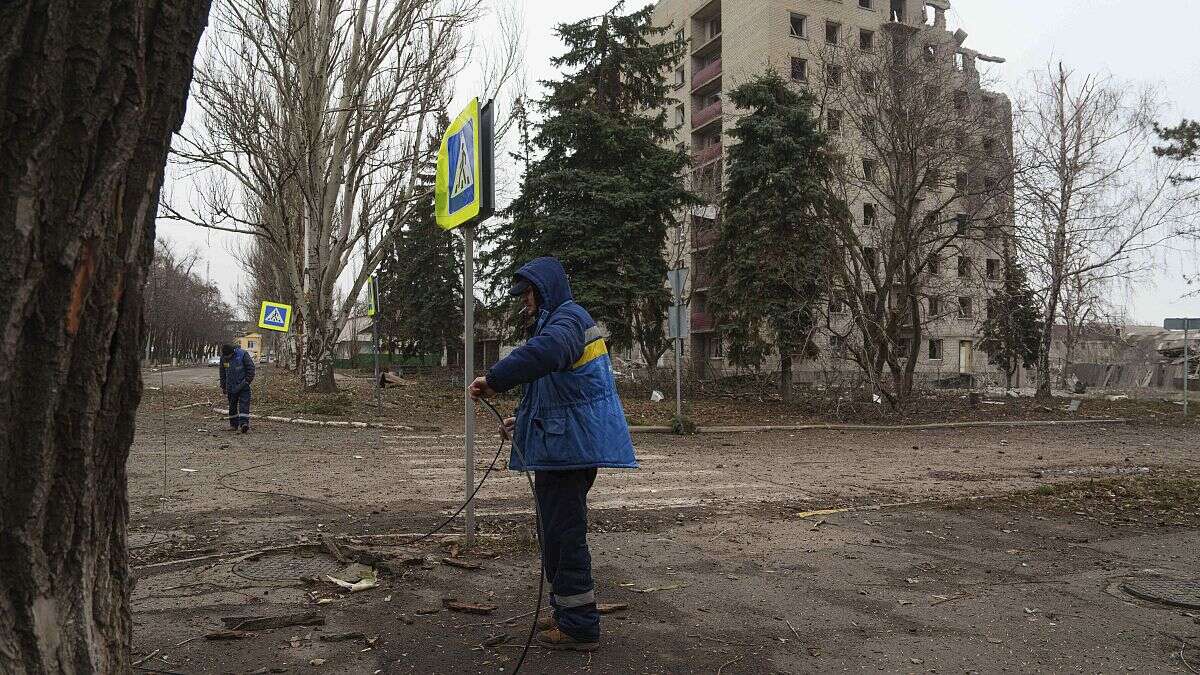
xmin=0 ymin=0 xmax=210 ymax=670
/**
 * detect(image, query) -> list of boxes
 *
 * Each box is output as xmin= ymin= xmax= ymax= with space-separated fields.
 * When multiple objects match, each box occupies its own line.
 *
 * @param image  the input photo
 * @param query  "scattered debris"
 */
xmin=319 ymin=632 xmax=366 ymax=643
xmin=442 ymin=557 xmax=482 ymax=570
xmin=321 ymin=534 xmax=349 ymax=564
xmin=309 ymin=658 xmax=326 ymax=667
xmin=630 ymin=583 xmax=687 ymax=593
xmin=481 ymin=634 xmax=509 ymax=648
xmin=326 ymin=564 xmax=378 ymax=592
xmin=205 ymin=629 xmax=255 ymax=640
xmin=596 ymin=603 xmax=629 ymax=614
xmin=221 ymin=611 xmax=325 ymax=631
xmin=650 ymin=390 xmax=665 ymax=402
xmin=442 ymin=599 xmax=498 ymax=615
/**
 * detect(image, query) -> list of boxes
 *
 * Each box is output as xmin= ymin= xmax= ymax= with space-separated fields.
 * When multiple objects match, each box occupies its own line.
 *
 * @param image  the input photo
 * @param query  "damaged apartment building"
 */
xmin=648 ymin=0 xmax=1014 ymax=386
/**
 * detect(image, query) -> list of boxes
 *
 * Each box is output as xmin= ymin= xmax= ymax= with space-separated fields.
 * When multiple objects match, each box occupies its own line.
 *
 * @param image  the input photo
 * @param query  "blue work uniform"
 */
xmin=485 ymin=256 xmax=637 ymax=643
xmin=219 ymin=348 xmax=256 ymax=429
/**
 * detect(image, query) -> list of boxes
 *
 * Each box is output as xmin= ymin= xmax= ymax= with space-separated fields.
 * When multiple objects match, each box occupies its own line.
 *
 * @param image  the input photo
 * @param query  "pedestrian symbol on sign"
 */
xmin=451 ymin=127 xmax=474 ymax=198
xmin=257 ymin=301 xmax=293 ymax=333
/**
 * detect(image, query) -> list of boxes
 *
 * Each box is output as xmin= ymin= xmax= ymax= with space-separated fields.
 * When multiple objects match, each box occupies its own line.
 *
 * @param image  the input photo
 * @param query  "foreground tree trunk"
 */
xmin=0 ymin=1 xmax=210 ymax=670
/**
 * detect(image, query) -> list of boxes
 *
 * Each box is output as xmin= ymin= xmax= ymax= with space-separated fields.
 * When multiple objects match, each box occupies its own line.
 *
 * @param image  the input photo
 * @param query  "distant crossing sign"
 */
xmin=435 ymin=97 xmax=495 ymax=231
xmin=258 ymin=301 xmax=292 ymax=333
xmin=366 ymin=275 xmax=378 ymax=317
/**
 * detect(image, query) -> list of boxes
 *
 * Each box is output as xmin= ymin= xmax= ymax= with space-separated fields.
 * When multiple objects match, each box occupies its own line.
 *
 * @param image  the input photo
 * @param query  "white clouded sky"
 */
xmin=159 ymin=0 xmax=1200 ymax=323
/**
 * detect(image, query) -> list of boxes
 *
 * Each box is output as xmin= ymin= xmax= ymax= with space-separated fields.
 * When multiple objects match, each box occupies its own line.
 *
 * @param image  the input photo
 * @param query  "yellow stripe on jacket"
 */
xmin=572 ymin=338 xmax=608 ymax=369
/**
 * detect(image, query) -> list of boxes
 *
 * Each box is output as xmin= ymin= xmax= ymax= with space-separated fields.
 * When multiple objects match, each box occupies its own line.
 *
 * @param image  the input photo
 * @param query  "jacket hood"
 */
xmin=514 ymin=257 xmax=574 ymax=312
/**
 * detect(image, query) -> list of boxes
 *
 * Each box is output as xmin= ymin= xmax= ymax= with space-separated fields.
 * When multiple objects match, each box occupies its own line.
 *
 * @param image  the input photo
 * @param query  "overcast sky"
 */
xmin=159 ymin=0 xmax=1200 ymax=324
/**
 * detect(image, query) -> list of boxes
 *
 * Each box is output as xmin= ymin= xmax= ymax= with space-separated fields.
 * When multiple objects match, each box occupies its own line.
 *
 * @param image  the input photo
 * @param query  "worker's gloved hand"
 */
xmin=468 ymin=376 xmax=495 ymax=400
xmin=500 ymin=416 xmax=516 ymax=440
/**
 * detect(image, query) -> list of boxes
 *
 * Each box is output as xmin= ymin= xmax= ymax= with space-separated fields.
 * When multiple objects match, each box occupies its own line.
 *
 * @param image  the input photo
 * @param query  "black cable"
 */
xmin=475 ymin=398 xmax=545 ymax=675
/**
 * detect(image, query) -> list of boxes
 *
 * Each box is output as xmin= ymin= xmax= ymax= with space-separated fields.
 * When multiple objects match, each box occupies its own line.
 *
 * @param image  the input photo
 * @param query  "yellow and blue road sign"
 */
xmin=436 ymin=98 xmax=495 ymax=231
xmin=258 ymin=301 xmax=293 ymax=333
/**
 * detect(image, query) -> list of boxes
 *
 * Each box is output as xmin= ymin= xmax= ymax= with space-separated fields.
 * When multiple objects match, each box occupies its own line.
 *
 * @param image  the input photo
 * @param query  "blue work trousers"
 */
xmin=534 ymin=468 xmax=600 ymax=642
xmin=227 ymin=388 xmax=251 ymax=429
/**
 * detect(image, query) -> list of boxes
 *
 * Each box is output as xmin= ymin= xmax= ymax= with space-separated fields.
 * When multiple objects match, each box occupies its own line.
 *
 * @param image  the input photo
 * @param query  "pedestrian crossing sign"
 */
xmin=258 ymin=301 xmax=292 ymax=333
xmin=367 ymin=275 xmax=378 ymax=317
xmin=435 ymin=97 xmax=494 ymax=230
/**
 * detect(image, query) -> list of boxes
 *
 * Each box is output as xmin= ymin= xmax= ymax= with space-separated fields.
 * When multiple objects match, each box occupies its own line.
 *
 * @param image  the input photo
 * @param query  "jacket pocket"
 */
xmin=538 ymin=417 xmax=566 ymax=436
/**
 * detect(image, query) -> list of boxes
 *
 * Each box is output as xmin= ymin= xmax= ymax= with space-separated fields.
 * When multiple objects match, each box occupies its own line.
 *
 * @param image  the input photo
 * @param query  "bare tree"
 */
xmin=165 ymin=0 xmax=520 ymax=390
xmin=810 ymin=24 xmax=1014 ymax=407
xmin=1014 ymin=63 xmax=1197 ymax=398
xmin=1 ymin=0 xmax=210 ymax=667
xmin=145 ymin=241 xmax=238 ymax=363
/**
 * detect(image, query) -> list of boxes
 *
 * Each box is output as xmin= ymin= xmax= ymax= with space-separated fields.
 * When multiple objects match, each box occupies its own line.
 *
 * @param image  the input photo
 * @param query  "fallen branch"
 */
xmin=131 ymin=650 xmax=161 ymax=666
xmin=717 ymin=655 xmax=744 ymax=675
xmin=205 ymin=630 xmax=254 ymax=641
xmin=629 ymin=418 xmax=1130 ymax=434
xmin=208 ymin=408 xmax=437 ymax=432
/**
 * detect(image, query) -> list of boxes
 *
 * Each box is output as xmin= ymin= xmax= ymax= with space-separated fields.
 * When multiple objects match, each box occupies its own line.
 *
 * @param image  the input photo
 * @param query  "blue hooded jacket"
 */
xmin=220 ymin=347 xmax=256 ymax=395
xmin=486 ymin=257 xmax=637 ymax=472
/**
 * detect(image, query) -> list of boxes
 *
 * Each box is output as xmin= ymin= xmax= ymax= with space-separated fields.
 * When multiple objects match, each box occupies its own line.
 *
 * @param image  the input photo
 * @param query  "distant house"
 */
xmin=334 ymin=316 xmax=376 ymax=360
xmin=238 ymin=333 xmax=263 ymax=361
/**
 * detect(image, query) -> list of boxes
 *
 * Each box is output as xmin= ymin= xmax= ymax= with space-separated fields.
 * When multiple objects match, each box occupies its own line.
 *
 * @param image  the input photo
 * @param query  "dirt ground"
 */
xmin=129 ymin=367 xmax=1200 ymax=674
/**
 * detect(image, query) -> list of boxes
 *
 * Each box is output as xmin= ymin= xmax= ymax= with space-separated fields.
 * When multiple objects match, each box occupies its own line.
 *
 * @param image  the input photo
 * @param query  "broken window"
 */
xmin=923 ymin=45 xmax=936 ymax=62
xmin=791 ymin=13 xmax=808 ymax=38
xmin=954 ymin=52 xmax=965 ymax=71
xmin=859 ymin=0 xmax=873 ymax=9
xmin=986 ymin=258 xmax=1000 ymax=280
xmin=955 ymin=213 xmax=970 ymax=235
xmin=928 ymin=339 xmax=944 ymax=360
xmin=928 ymin=253 xmax=940 ymax=275
xmin=674 ymin=66 xmax=685 ymax=87
xmin=863 ymin=158 xmax=877 ymax=181
xmin=923 ymin=4 xmax=936 ymax=26
xmin=860 ymin=29 xmax=875 ymax=51
xmin=825 ymin=20 xmax=840 ymax=45
xmin=928 ymin=295 xmax=942 ymax=316
xmin=674 ymin=104 xmax=684 ymax=127
xmin=826 ymin=65 xmax=843 ymax=86
xmin=862 ymin=73 xmax=877 ymax=93
xmin=828 ymin=110 xmax=843 ymax=134
xmin=707 ymin=17 xmax=721 ymax=39
xmin=830 ymin=334 xmax=848 ymax=355
xmin=863 ymin=204 xmax=877 ymax=227
xmin=958 ymin=256 xmax=971 ymax=278
xmin=675 ymin=28 xmax=685 ymax=45
xmin=791 ymin=57 xmax=808 ymax=81
xmin=890 ymin=0 xmax=905 ymax=23
xmin=958 ymin=297 xmax=974 ymax=318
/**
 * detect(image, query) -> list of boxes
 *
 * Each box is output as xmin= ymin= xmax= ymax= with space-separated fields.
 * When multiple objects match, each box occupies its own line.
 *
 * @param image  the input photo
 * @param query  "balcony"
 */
xmin=691 ymin=58 xmax=722 ymax=91
xmin=691 ymin=311 xmax=715 ymax=333
xmin=691 ymin=142 xmax=722 ymax=167
xmin=691 ymin=224 xmax=718 ymax=250
xmin=691 ymin=100 xmax=722 ymax=130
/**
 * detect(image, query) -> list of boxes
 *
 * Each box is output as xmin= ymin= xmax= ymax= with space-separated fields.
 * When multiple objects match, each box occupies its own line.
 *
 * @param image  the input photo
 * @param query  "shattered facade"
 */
xmin=649 ymin=0 xmax=1014 ymax=386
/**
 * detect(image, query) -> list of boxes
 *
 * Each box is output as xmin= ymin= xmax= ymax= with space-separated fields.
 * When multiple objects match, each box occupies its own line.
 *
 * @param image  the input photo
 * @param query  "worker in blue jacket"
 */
xmin=219 ymin=343 xmax=256 ymax=433
xmin=470 ymin=256 xmax=637 ymax=651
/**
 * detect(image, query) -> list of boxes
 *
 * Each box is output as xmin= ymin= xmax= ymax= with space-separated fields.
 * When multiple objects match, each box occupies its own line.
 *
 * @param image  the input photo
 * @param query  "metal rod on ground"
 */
xmin=463 ymin=223 xmax=476 ymax=545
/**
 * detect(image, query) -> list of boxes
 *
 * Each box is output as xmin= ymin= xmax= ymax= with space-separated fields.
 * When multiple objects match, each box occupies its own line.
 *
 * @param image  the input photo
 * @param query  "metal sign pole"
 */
xmin=462 ymin=224 xmax=476 ymax=545
xmin=675 ymin=336 xmax=683 ymax=422
xmin=1186 ymin=325 xmax=1191 ymax=418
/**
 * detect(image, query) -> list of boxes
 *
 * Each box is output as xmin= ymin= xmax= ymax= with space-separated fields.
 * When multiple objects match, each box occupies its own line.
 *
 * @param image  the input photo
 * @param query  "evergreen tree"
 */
xmin=979 ymin=243 xmax=1044 ymax=388
xmin=376 ymin=118 xmax=463 ymax=359
xmin=484 ymin=2 xmax=695 ymax=356
xmin=707 ymin=70 xmax=840 ymax=402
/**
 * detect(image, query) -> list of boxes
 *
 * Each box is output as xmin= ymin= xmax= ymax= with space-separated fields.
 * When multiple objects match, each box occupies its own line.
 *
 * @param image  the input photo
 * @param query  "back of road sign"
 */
xmin=1165 ymin=318 xmax=1200 ymax=330
xmin=258 ymin=301 xmax=293 ymax=333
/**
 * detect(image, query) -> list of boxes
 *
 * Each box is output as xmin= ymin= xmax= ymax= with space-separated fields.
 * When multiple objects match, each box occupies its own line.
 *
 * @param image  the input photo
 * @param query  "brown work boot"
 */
xmin=535 ymin=628 xmax=599 ymax=652
xmin=535 ymin=614 xmax=557 ymax=631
